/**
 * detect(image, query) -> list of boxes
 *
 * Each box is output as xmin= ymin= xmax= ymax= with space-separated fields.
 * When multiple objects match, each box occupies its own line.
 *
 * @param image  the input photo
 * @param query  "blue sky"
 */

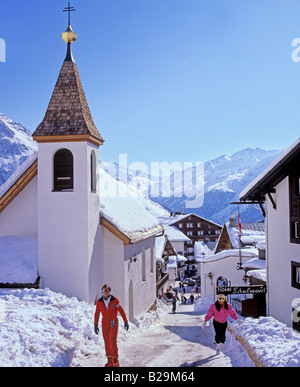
xmin=1 ymin=0 xmax=300 ymax=166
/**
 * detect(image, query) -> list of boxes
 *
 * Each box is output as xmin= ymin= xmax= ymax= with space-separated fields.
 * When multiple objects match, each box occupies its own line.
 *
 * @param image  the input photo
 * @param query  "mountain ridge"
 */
xmin=0 ymin=112 xmax=281 ymax=224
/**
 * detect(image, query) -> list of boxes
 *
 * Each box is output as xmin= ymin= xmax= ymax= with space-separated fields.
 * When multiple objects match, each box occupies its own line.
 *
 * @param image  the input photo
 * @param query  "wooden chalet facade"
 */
xmin=167 ymin=214 xmax=222 ymax=276
xmin=169 ymin=213 xmax=222 ymax=252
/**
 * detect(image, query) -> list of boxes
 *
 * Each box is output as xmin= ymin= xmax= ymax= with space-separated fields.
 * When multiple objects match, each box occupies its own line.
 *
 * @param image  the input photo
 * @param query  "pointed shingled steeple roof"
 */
xmin=33 ymin=7 xmax=104 ymax=146
xmin=33 ymin=58 xmax=104 ymax=146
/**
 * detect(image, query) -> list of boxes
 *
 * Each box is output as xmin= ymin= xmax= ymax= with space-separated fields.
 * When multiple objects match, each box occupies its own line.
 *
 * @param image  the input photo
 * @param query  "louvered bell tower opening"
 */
xmin=53 ymin=148 xmax=74 ymax=191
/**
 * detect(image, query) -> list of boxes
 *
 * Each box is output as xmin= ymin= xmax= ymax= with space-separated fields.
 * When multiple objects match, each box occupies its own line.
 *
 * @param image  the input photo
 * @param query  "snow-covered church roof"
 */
xmin=99 ymin=168 xmax=163 ymax=244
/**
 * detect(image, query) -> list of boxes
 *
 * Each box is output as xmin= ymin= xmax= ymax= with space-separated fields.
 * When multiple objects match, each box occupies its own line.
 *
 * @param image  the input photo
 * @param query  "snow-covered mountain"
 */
xmin=170 ymin=148 xmax=281 ymax=224
xmin=101 ymin=148 xmax=281 ymax=225
xmin=0 ymin=113 xmax=281 ymax=224
xmin=0 ymin=113 xmax=37 ymax=186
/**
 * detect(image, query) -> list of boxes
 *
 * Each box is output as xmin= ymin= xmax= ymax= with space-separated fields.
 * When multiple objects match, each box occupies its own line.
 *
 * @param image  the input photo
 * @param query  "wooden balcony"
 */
xmin=156 ymin=272 xmax=169 ymax=292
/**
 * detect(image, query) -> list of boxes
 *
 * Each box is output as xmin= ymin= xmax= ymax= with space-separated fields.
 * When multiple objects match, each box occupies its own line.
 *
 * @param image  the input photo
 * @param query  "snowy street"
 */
xmin=0 ymin=288 xmax=300 ymax=367
xmin=119 ymin=301 xmax=254 ymax=368
xmin=80 ymin=291 xmax=254 ymax=368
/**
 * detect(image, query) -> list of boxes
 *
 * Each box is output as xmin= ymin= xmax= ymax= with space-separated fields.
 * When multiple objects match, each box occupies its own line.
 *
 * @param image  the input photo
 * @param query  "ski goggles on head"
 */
xmin=217 ymin=295 xmax=226 ymax=302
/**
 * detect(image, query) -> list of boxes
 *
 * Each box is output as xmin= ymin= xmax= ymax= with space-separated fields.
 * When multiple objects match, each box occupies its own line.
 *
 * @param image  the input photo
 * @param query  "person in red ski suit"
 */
xmin=94 ymin=284 xmax=129 ymax=367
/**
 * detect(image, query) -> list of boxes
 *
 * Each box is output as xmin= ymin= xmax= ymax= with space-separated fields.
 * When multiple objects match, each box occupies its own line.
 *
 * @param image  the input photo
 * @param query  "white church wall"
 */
xmin=100 ymin=226 xmax=124 ymax=305
xmin=99 ymin=227 xmax=157 ymax=322
xmin=37 ymin=141 xmax=101 ymax=303
xmin=124 ymin=237 xmax=156 ymax=321
xmin=0 ymin=176 xmax=38 ymax=238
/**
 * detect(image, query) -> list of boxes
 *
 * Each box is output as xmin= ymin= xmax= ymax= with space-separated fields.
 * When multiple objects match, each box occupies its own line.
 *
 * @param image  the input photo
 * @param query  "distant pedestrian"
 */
xmin=190 ymin=294 xmax=194 ymax=304
xmin=202 ymin=294 xmax=238 ymax=354
xmin=172 ymin=293 xmax=179 ymax=313
xmin=181 ymin=294 xmax=187 ymax=304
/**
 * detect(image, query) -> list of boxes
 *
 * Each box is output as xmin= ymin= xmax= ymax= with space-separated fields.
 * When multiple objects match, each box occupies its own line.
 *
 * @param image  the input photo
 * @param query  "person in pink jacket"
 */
xmin=203 ymin=294 xmax=238 ymax=354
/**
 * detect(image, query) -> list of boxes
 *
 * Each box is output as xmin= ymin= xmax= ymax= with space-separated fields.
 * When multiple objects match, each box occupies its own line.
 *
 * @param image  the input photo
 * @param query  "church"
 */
xmin=0 ymin=10 xmax=162 ymax=321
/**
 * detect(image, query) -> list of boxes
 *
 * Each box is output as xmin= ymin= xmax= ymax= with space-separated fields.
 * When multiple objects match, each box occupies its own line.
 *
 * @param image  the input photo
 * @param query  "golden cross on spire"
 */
xmin=63 ymin=2 xmax=76 ymax=26
xmin=61 ymin=2 xmax=77 ymax=61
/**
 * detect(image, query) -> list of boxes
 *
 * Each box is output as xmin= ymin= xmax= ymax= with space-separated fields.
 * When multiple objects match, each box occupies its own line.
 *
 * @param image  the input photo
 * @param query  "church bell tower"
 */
xmin=32 ymin=3 xmax=104 ymax=302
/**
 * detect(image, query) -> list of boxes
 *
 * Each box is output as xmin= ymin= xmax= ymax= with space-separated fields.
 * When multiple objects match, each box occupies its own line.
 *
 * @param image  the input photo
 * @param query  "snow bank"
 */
xmin=230 ymin=317 xmax=300 ymax=367
xmin=0 ymin=288 xmax=169 ymax=367
xmin=0 ymin=236 xmax=38 ymax=284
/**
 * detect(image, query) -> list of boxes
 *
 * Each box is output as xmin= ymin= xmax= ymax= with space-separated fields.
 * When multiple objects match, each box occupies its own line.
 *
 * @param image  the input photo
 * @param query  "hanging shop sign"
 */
xmin=216 ymin=285 xmax=267 ymax=295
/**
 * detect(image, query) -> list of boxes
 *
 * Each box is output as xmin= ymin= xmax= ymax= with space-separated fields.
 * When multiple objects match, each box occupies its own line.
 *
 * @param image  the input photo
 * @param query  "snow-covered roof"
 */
xmin=176 ymin=254 xmax=187 ymax=262
xmin=197 ymin=248 xmax=258 ymax=263
xmin=168 ymin=254 xmax=187 ymax=262
xmin=240 ymin=137 xmax=300 ymax=202
xmin=0 ymin=151 xmax=38 ymax=199
xmin=225 ymin=222 xmax=265 ymax=249
xmin=194 ymin=241 xmax=213 ymax=259
xmin=165 ymin=213 xmax=222 ymax=228
xmin=242 ymin=258 xmax=266 ymax=270
xmin=247 ymin=269 xmax=267 ymax=282
xmin=99 ymin=169 xmax=163 ymax=243
xmin=163 ymin=225 xmax=190 ymax=242
xmin=155 ymin=235 xmax=166 ymax=259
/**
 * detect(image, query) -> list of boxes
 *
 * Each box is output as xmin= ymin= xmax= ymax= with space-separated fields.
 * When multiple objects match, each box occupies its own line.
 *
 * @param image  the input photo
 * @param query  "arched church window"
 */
xmin=91 ymin=150 xmax=97 ymax=192
xmin=53 ymin=149 xmax=74 ymax=191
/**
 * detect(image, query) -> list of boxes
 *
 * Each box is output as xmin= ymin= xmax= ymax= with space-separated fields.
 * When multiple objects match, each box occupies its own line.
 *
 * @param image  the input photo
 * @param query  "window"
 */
xmin=150 ymin=246 xmax=154 ymax=274
xmin=53 ymin=149 xmax=74 ymax=191
xmin=291 ymin=261 xmax=300 ymax=290
xmin=187 ymin=231 xmax=193 ymax=236
xmin=290 ymin=176 xmax=300 ymax=244
xmin=142 ymin=248 xmax=146 ymax=282
xmin=91 ymin=150 xmax=97 ymax=192
xmin=197 ymin=222 xmax=201 ymax=228
xmin=296 ymin=178 xmax=300 ymax=196
xmin=178 ymin=223 xmax=183 ymax=228
xmin=292 ymin=222 xmax=300 ymax=239
xmin=187 ymin=223 xmax=193 ymax=228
